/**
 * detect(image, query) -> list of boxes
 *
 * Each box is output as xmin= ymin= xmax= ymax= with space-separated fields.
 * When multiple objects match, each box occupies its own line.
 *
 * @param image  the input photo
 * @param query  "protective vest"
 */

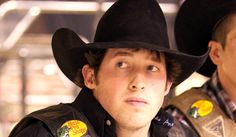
xmin=168 ymin=88 xmax=236 ymax=137
xmin=9 ymin=103 xmax=98 ymax=137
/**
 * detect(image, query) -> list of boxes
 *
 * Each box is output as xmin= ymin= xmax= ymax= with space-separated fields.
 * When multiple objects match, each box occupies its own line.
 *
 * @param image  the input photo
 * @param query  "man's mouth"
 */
xmin=125 ymin=97 xmax=148 ymax=106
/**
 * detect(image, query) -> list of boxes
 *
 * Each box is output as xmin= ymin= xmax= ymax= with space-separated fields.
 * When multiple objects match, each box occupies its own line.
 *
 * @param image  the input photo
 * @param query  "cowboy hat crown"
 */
xmin=175 ymin=0 xmax=236 ymax=77
xmin=94 ymin=0 xmax=169 ymax=48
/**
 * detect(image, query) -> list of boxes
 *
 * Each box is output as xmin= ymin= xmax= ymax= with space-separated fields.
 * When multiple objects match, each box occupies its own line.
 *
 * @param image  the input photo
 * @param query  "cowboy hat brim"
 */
xmin=52 ymin=28 xmax=208 ymax=87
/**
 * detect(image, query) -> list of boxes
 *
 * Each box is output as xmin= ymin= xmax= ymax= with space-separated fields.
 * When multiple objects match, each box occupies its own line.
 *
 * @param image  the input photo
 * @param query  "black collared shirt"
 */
xmin=10 ymin=87 xmax=174 ymax=137
xmin=71 ymin=87 xmax=117 ymax=137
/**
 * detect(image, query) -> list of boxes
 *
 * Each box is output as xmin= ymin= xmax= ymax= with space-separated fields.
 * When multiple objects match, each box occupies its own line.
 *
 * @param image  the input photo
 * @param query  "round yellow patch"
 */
xmin=62 ymin=120 xmax=87 ymax=137
xmin=191 ymin=100 xmax=213 ymax=117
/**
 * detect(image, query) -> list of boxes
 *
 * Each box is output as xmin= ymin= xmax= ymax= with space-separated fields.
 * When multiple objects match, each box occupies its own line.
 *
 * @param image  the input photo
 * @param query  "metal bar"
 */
xmin=20 ymin=57 xmax=27 ymax=116
xmin=0 ymin=1 xmax=100 ymax=18
xmin=0 ymin=1 xmax=178 ymax=18
xmin=2 ymin=10 xmax=38 ymax=50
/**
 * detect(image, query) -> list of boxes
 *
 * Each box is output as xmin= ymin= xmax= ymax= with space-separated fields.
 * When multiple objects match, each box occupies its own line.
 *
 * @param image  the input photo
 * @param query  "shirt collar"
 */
xmin=151 ymin=108 xmax=174 ymax=137
xmin=202 ymin=71 xmax=223 ymax=92
xmin=72 ymin=87 xmax=115 ymax=137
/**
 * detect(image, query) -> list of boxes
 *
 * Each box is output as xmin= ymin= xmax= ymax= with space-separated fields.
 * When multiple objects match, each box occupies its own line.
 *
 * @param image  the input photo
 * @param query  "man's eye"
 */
xmin=116 ymin=62 xmax=127 ymax=68
xmin=147 ymin=65 xmax=160 ymax=72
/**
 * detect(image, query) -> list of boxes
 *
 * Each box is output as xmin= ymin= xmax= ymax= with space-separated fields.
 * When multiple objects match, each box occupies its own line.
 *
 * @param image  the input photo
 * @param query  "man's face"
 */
xmin=86 ymin=48 xmax=171 ymax=129
xmin=218 ymin=15 xmax=236 ymax=85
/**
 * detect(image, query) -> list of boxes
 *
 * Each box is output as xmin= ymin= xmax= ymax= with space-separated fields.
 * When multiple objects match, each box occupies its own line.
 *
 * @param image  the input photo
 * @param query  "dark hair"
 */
xmin=212 ymin=12 xmax=236 ymax=48
xmin=165 ymin=54 xmax=181 ymax=87
xmin=74 ymin=49 xmax=107 ymax=87
xmin=74 ymin=48 xmax=181 ymax=88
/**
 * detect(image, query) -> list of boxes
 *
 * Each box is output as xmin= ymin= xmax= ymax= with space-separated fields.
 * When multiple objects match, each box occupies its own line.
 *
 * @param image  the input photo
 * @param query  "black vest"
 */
xmin=9 ymin=103 xmax=98 ymax=137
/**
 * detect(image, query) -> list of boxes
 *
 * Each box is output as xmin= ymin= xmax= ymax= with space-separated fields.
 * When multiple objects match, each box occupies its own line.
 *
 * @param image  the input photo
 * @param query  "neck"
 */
xmin=218 ymin=69 xmax=236 ymax=103
xmin=116 ymin=123 xmax=150 ymax=137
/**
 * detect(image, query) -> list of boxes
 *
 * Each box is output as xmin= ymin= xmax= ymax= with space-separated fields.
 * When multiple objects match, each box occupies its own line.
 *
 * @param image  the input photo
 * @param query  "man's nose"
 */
xmin=128 ymin=74 xmax=145 ymax=91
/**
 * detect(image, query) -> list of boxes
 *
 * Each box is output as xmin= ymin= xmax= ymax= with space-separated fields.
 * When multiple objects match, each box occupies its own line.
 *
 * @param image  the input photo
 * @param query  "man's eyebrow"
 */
xmin=149 ymin=51 xmax=161 ymax=62
xmin=151 ymin=55 xmax=161 ymax=62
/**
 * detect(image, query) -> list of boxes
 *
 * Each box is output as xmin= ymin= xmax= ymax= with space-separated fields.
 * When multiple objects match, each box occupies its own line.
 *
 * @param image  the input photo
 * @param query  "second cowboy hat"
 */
xmin=175 ymin=0 xmax=236 ymax=77
xmin=52 ymin=0 xmax=208 ymax=88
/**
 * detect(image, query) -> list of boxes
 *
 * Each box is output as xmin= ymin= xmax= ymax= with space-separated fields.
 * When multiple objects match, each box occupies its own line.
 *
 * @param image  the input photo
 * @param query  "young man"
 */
xmin=167 ymin=0 xmax=236 ymax=136
xmin=9 ymin=0 xmax=207 ymax=136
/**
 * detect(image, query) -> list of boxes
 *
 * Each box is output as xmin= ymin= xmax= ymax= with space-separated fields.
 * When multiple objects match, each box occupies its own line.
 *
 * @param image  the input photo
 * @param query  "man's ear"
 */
xmin=208 ymin=41 xmax=223 ymax=65
xmin=164 ymin=80 xmax=172 ymax=96
xmin=82 ymin=64 xmax=96 ymax=89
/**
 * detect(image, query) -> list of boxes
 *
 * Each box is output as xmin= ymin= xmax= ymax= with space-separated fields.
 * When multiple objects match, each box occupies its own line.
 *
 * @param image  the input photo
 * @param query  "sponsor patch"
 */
xmin=57 ymin=120 xmax=88 ymax=137
xmin=189 ymin=100 xmax=213 ymax=118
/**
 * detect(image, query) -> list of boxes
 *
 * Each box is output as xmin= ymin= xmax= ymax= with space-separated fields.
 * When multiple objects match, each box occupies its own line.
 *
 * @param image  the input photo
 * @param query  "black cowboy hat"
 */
xmin=52 ymin=0 xmax=207 ymax=88
xmin=175 ymin=0 xmax=236 ymax=77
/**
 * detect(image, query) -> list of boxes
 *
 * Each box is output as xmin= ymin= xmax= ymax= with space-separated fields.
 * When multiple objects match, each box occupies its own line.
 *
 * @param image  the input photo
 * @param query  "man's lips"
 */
xmin=125 ymin=97 xmax=148 ymax=106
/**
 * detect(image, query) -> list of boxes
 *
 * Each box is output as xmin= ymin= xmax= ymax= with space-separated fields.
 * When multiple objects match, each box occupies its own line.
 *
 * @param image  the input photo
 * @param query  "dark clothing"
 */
xmin=10 ymin=87 xmax=174 ymax=137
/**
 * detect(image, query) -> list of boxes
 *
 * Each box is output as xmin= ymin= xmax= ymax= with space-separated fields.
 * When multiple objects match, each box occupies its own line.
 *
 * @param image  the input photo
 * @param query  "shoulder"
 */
xmin=10 ymin=103 xmax=83 ymax=137
xmin=167 ymin=119 xmax=199 ymax=137
xmin=9 ymin=120 xmax=53 ymax=137
xmin=165 ymin=89 xmax=204 ymax=137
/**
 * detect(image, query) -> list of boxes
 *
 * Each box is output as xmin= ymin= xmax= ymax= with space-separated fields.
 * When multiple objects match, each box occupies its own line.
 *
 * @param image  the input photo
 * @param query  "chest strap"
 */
xmin=168 ymin=88 xmax=236 ymax=137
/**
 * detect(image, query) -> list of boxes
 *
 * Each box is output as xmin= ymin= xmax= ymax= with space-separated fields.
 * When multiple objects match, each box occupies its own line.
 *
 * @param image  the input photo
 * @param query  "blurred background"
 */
xmin=0 ymin=0 xmax=209 ymax=136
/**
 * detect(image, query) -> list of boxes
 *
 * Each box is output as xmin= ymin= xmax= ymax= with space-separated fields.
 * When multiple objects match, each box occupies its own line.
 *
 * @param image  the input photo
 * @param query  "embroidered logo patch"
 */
xmin=57 ymin=120 xmax=88 ymax=137
xmin=203 ymin=116 xmax=225 ymax=137
xmin=189 ymin=100 xmax=213 ymax=118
